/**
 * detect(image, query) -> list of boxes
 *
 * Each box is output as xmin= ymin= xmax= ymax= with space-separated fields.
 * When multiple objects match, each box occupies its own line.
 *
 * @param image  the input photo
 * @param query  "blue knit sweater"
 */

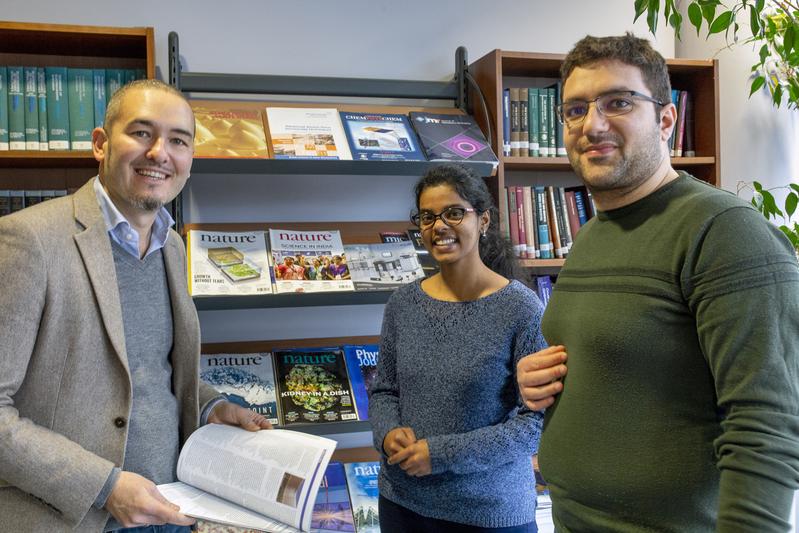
xmin=369 ymin=279 xmax=546 ymax=527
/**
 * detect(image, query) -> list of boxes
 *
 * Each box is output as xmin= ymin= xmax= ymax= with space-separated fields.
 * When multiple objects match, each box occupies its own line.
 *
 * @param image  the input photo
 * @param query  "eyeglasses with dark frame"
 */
xmin=556 ymin=90 xmax=666 ymax=127
xmin=410 ymin=206 xmax=477 ymax=228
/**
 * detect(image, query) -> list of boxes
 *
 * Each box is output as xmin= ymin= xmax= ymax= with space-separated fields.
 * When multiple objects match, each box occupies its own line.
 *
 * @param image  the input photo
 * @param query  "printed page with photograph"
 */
xmin=158 ymin=424 xmax=336 ymax=532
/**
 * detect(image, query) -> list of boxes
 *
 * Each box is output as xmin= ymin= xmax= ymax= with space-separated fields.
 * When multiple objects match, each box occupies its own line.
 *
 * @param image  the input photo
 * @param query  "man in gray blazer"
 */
xmin=0 ymin=79 xmax=270 ymax=532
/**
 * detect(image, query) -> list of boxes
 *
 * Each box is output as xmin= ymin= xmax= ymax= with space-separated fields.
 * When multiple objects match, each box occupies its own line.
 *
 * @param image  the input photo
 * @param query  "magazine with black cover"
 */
xmin=274 ymin=347 xmax=358 ymax=425
xmin=201 ymin=352 xmax=280 ymax=426
xmin=157 ymin=424 xmax=336 ymax=532
xmin=409 ymin=111 xmax=498 ymax=166
xmin=343 ymin=242 xmax=424 ymax=291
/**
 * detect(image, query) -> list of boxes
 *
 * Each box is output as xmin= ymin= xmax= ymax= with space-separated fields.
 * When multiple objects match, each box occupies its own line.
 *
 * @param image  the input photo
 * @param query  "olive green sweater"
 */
xmin=539 ymin=173 xmax=799 ymax=532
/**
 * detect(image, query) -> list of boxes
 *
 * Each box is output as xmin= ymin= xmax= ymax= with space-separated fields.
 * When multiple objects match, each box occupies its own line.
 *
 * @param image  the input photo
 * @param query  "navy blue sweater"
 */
xmin=369 ymin=279 xmax=546 ymax=527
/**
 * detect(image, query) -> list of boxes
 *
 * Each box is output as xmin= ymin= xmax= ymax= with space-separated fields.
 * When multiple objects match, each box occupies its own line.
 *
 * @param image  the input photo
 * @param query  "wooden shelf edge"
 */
xmin=202 ymin=336 xmax=380 ymax=353
xmin=519 ymin=259 xmax=566 ymax=268
xmin=331 ymin=446 xmax=380 ymax=463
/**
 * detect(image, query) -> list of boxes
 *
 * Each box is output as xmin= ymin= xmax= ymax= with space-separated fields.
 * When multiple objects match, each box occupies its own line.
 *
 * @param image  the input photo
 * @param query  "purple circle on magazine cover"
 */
xmin=443 ymin=133 xmax=486 ymax=159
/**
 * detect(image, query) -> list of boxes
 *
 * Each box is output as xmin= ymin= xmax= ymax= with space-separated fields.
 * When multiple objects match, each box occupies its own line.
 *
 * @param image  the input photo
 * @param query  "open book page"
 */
xmin=159 ymin=482 xmax=300 ymax=532
xmin=162 ymin=425 xmax=336 ymax=531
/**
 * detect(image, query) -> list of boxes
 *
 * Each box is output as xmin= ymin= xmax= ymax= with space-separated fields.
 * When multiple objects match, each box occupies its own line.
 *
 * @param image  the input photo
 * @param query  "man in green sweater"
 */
xmin=517 ymin=34 xmax=799 ymax=531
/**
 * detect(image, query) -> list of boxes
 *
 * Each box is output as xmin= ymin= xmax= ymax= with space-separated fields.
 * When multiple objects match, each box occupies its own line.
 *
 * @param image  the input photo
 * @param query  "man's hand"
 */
xmin=105 ymin=471 xmax=195 ymax=528
xmin=388 ymin=439 xmax=432 ymax=477
xmin=382 ymin=426 xmax=416 ymax=456
xmin=208 ymin=401 xmax=272 ymax=431
xmin=517 ymin=345 xmax=568 ymax=411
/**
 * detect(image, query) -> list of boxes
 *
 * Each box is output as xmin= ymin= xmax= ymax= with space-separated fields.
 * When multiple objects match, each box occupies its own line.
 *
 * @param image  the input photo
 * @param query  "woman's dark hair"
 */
xmin=413 ymin=164 xmax=526 ymax=282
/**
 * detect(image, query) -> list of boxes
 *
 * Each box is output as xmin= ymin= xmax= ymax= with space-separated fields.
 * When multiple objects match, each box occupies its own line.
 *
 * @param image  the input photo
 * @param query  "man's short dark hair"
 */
xmin=561 ymin=33 xmax=672 ymax=113
xmin=103 ymin=78 xmax=193 ymax=136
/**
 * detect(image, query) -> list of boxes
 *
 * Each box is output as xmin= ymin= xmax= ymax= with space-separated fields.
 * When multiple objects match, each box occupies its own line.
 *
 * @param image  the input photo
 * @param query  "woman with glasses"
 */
xmin=369 ymin=163 xmax=546 ymax=533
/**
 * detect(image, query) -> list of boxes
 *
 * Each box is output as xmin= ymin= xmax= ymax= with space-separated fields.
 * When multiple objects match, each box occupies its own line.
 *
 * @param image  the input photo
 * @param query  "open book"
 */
xmin=158 ymin=424 xmax=336 ymax=532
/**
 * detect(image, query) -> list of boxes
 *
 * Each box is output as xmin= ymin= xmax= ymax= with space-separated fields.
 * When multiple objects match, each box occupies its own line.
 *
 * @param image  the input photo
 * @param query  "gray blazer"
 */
xmin=0 ymin=179 xmax=217 ymax=532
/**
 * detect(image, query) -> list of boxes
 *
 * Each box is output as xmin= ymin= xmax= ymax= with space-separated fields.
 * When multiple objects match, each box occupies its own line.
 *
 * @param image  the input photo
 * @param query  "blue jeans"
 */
xmin=379 ymin=495 xmax=538 ymax=533
xmin=115 ymin=526 xmax=192 ymax=533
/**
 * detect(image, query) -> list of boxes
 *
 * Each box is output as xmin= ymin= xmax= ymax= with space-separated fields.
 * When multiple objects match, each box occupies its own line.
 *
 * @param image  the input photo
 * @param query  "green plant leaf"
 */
xmin=634 ymin=0 xmax=648 ymax=21
xmin=789 ymin=183 xmax=799 ymax=195
xmin=709 ymin=11 xmax=735 ymax=34
xmin=759 ymin=43 xmax=770 ymax=64
xmin=786 ymin=192 xmax=798 ymax=217
xmin=669 ymin=11 xmax=683 ymax=38
xmin=753 ymin=181 xmax=763 ymax=191
xmin=761 ymin=189 xmax=784 ymax=218
xmin=785 ymin=24 xmax=796 ymax=55
xmin=750 ymin=75 xmax=766 ymax=96
xmin=749 ymin=5 xmax=761 ymax=35
xmin=755 ymin=0 xmax=764 ymax=11
xmin=774 ymin=84 xmax=783 ymax=107
xmin=688 ymin=3 xmax=704 ymax=33
xmin=702 ymin=1 xmax=718 ymax=24
xmin=647 ymin=0 xmax=661 ymax=34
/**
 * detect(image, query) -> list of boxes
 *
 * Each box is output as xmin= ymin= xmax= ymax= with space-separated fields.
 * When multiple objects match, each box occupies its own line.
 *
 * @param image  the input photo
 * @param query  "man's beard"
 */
xmin=569 ymin=129 xmax=662 ymax=194
xmin=129 ymin=194 xmax=164 ymax=212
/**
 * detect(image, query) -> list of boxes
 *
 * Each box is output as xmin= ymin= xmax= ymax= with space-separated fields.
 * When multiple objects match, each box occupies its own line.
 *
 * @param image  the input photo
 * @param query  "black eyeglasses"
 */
xmin=556 ymin=90 xmax=666 ymax=127
xmin=410 ymin=206 xmax=477 ymax=228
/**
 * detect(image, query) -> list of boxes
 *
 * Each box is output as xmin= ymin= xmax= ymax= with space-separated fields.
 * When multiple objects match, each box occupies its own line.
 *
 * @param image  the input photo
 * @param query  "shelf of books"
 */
xmin=185 ymin=221 xmax=434 ymax=310
xmin=0 ymin=21 xmax=154 ymax=215
xmin=468 ymin=49 xmax=720 ymax=269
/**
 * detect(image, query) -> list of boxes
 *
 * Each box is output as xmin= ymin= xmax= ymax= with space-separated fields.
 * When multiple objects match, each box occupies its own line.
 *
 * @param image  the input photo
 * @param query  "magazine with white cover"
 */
xmin=343 ymin=242 xmax=424 ymax=291
xmin=158 ymin=424 xmax=336 ymax=532
xmin=265 ymin=108 xmax=352 ymax=160
xmin=268 ymin=229 xmax=355 ymax=294
xmin=188 ymin=230 xmax=274 ymax=297
xmin=201 ymin=352 xmax=280 ymax=426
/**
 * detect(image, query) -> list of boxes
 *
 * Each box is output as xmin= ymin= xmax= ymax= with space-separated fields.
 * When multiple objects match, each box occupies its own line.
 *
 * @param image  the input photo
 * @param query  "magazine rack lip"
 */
xmin=192 ymin=290 xmax=393 ymax=311
xmin=189 ymin=158 xmax=496 ymax=177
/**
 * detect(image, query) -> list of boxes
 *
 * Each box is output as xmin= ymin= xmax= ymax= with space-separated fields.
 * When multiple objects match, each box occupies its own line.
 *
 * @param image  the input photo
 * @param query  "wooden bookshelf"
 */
xmin=0 ymin=21 xmax=154 ymax=193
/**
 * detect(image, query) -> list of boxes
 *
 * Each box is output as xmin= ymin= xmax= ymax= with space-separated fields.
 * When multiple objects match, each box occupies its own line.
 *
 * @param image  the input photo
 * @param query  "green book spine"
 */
xmin=9 ymin=190 xmax=24 ymax=212
xmin=0 ymin=190 xmax=9 ymax=216
xmin=124 ymin=69 xmax=137 ymax=84
xmin=105 ymin=69 xmax=125 ymax=101
xmin=37 ymin=68 xmax=48 ymax=151
xmin=547 ymin=89 xmax=556 ymax=157
xmin=93 ymin=69 xmax=106 ymax=128
xmin=8 ymin=67 xmax=25 ymax=150
xmin=67 ymin=69 xmax=94 ymax=150
xmin=24 ymin=67 xmax=40 ymax=150
xmin=135 ymin=68 xmax=146 ymax=80
xmin=0 ymin=67 xmax=8 ymax=150
xmin=538 ymin=90 xmax=548 ymax=157
xmin=46 ymin=67 xmax=70 ymax=150
xmin=528 ymin=88 xmax=539 ymax=157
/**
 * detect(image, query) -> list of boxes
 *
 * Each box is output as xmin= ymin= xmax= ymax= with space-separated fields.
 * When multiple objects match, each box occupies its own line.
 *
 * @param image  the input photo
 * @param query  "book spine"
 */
xmin=557 ymin=187 xmax=573 ymax=253
xmin=507 ymin=187 xmax=521 ymax=257
xmin=105 ymin=69 xmax=125 ymax=101
xmin=564 ymin=190 xmax=581 ymax=240
xmin=509 ymin=88 xmax=520 ymax=157
xmin=499 ymin=182 xmax=510 ymax=241
xmin=669 ymin=89 xmax=679 ymax=156
xmin=547 ymin=89 xmax=556 ymax=157
xmin=528 ymin=88 xmax=539 ymax=157
xmin=37 ymin=68 xmax=48 ymax=151
xmin=683 ymin=92 xmax=695 ymax=157
xmin=538 ymin=90 xmax=549 ymax=157
xmin=124 ymin=69 xmax=137 ymax=84
xmin=522 ymin=186 xmax=537 ymax=259
xmin=0 ymin=67 xmax=8 ymax=150
xmin=573 ymin=189 xmax=589 ymax=225
xmin=674 ymin=90 xmax=688 ymax=157
xmin=0 ymin=190 xmax=9 ymax=216
xmin=46 ymin=67 xmax=70 ymax=150
xmin=93 ymin=69 xmax=107 ymax=128
xmin=67 ymin=69 xmax=94 ymax=150
xmin=534 ymin=186 xmax=552 ymax=259
xmin=8 ymin=67 xmax=25 ymax=150
xmin=519 ymin=88 xmax=529 ymax=155
xmin=23 ymin=67 xmax=39 ymax=150
xmin=530 ymin=187 xmax=539 ymax=257
xmin=546 ymin=186 xmax=563 ymax=258
xmin=502 ymin=88 xmax=511 ymax=157
xmin=9 ymin=190 xmax=24 ymax=212
xmin=550 ymin=82 xmax=567 ymax=156
xmin=515 ymin=186 xmax=528 ymax=258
